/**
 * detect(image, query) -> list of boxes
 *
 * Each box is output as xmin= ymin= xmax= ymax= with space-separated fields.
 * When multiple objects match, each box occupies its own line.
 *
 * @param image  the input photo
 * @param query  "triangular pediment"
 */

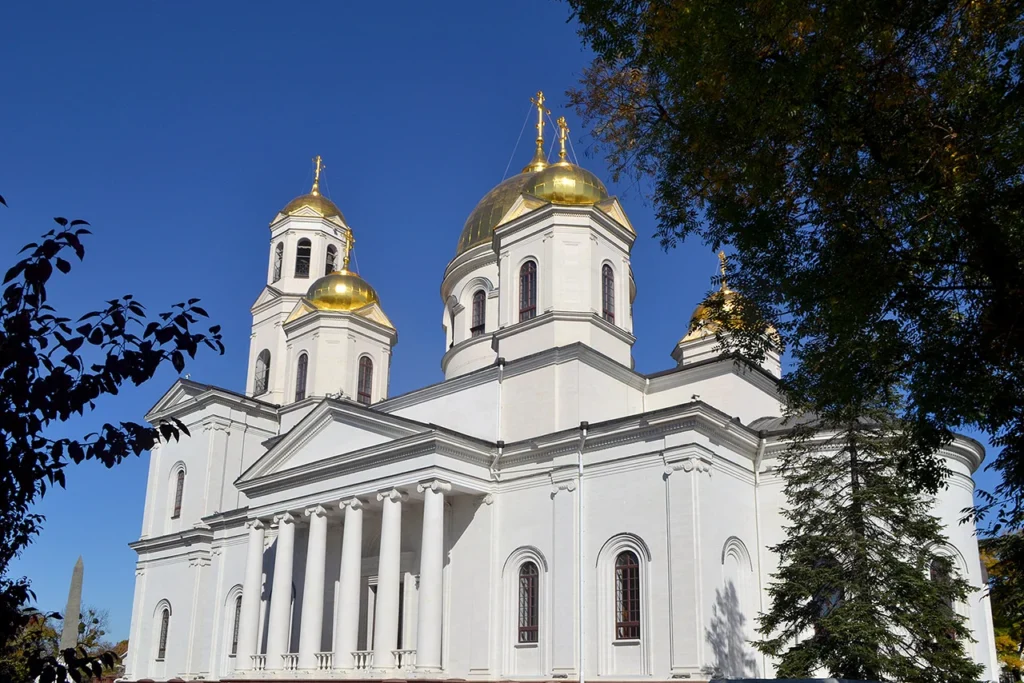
xmin=146 ymin=380 xmax=207 ymax=421
xmin=251 ymin=285 xmax=286 ymax=310
xmin=595 ymin=197 xmax=635 ymax=234
xmin=237 ymin=399 xmax=429 ymax=482
xmin=496 ymin=194 xmax=549 ymax=228
xmin=353 ymin=302 xmax=395 ymax=330
xmin=285 ymin=298 xmax=318 ymax=324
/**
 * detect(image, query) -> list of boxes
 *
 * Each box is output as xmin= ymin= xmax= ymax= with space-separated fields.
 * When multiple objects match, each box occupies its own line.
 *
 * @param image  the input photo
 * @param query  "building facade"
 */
xmin=123 ymin=113 xmax=998 ymax=682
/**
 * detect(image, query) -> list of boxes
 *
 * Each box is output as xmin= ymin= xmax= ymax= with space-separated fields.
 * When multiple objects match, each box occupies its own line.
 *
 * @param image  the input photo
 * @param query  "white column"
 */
xmin=298 ymin=505 xmax=329 ymax=669
xmin=335 ymin=498 xmax=365 ymax=669
xmin=235 ymin=519 xmax=266 ymax=669
xmin=373 ymin=488 xmax=407 ymax=669
xmin=266 ymin=512 xmax=297 ymax=669
xmin=416 ymin=480 xmax=450 ymax=671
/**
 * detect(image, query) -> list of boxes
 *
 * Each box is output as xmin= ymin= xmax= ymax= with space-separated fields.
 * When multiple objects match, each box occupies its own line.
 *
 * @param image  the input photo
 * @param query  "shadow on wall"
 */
xmin=703 ymin=581 xmax=759 ymax=679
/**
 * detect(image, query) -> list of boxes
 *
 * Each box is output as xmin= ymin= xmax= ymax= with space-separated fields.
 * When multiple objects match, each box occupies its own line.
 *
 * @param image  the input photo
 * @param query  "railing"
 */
xmin=352 ymin=650 xmax=374 ymax=671
xmin=393 ymin=649 xmax=417 ymax=670
xmin=281 ymin=653 xmax=299 ymax=671
xmin=314 ymin=652 xmax=333 ymax=671
xmin=250 ymin=654 xmax=266 ymax=671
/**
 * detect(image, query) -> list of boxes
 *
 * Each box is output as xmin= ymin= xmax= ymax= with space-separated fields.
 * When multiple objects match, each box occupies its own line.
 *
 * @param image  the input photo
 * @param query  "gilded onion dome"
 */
xmin=682 ymin=252 xmax=751 ymax=342
xmin=277 ymin=155 xmax=346 ymax=222
xmin=523 ymin=161 xmax=609 ymax=206
xmin=306 ymin=268 xmax=380 ymax=312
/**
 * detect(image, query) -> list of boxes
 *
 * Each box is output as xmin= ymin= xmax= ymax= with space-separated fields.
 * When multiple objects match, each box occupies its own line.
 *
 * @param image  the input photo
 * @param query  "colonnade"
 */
xmin=233 ymin=480 xmax=450 ymax=673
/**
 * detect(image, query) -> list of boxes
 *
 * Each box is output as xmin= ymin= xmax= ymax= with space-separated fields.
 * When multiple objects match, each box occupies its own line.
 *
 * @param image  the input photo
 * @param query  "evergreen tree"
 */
xmin=758 ymin=403 xmax=983 ymax=682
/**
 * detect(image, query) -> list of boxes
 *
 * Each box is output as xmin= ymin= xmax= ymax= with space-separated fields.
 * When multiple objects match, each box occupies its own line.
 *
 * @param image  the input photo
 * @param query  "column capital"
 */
xmin=339 ymin=497 xmax=365 ymax=511
xmin=304 ymin=504 xmax=329 ymax=519
xmin=246 ymin=518 xmax=267 ymax=531
xmin=417 ymin=479 xmax=452 ymax=494
xmin=273 ymin=511 xmax=297 ymax=526
xmin=377 ymin=487 xmax=409 ymax=503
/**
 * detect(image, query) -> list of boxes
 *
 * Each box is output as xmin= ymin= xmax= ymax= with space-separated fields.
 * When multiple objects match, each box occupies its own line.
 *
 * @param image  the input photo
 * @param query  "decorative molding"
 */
xmin=417 ymin=479 xmax=452 ymax=494
xmin=273 ymin=511 xmax=297 ymax=526
xmin=481 ymin=493 xmax=495 ymax=506
xmin=304 ymin=504 xmax=329 ymax=519
xmin=339 ymin=497 xmax=365 ymax=511
xmin=245 ymin=518 xmax=266 ymax=531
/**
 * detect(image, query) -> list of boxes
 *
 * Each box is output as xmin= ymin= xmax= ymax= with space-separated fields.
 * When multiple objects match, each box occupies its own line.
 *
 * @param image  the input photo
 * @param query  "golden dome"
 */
xmin=524 ymin=161 xmax=609 ymax=206
xmin=306 ymin=269 xmax=380 ymax=312
xmin=684 ymin=289 xmax=743 ymax=340
xmin=456 ymin=172 xmax=538 ymax=255
xmin=280 ymin=192 xmax=346 ymax=222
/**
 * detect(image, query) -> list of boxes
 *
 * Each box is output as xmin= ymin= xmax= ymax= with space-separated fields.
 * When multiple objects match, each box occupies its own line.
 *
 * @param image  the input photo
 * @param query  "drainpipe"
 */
xmin=578 ymin=421 xmax=589 ymax=683
xmin=490 ymin=358 xmax=506 ymax=479
xmin=752 ymin=430 xmax=767 ymax=674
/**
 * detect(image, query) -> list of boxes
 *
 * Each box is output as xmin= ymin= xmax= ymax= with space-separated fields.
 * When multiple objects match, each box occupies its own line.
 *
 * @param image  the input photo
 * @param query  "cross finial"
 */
xmin=718 ymin=250 xmax=728 ymax=289
xmin=311 ymin=155 xmax=325 ymax=196
xmin=557 ymin=116 xmax=570 ymax=162
xmin=343 ymin=233 xmax=354 ymax=271
xmin=530 ymin=91 xmax=550 ymax=152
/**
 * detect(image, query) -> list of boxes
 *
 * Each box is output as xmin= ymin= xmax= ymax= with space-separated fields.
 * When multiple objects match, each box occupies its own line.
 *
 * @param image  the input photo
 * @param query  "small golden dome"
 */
xmin=524 ymin=162 xmax=609 ymax=206
xmin=280 ymin=192 xmax=346 ymax=222
xmin=306 ymin=269 xmax=380 ymax=312
xmin=684 ymin=289 xmax=743 ymax=340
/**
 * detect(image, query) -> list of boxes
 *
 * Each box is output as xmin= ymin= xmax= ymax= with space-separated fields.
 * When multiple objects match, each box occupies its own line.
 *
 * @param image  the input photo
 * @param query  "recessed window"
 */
xmin=295 ymin=238 xmax=312 ymax=278
xmin=518 ymin=561 xmax=539 ymax=643
xmin=471 ymin=290 xmax=486 ymax=337
xmin=519 ymin=261 xmax=537 ymax=322
xmin=602 ymin=264 xmax=615 ymax=324
xmin=254 ymin=349 xmax=271 ymax=396
xmin=272 ymin=242 xmax=283 ymax=283
xmin=171 ymin=470 xmax=184 ymax=520
xmin=230 ymin=594 xmax=242 ymax=656
xmin=357 ymin=357 xmax=373 ymax=405
xmin=325 ymin=244 xmax=338 ymax=276
xmin=294 ymin=353 xmax=308 ymax=402
xmin=157 ymin=607 xmax=170 ymax=661
xmin=614 ymin=551 xmax=640 ymax=640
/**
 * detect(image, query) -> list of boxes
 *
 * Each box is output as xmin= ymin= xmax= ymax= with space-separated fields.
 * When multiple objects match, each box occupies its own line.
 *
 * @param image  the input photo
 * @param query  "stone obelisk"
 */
xmin=59 ymin=556 xmax=84 ymax=652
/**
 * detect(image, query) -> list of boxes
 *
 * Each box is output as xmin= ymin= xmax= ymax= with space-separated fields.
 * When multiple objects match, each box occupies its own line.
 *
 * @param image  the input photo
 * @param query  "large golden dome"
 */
xmin=523 ymin=162 xmax=609 ymax=206
xmin=455 ymin=173 xmax=538 ymax=255
xmin=306 ymin=269 xmax=379 ymax=312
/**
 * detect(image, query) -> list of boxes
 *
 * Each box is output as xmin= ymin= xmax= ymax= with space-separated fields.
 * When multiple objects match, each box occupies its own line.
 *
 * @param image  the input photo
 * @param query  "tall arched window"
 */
xmin=325 ymin=244 xmax=338 ymax=275
xmin=614 ymin=551 xmax=641 ymax=640
xmin=519 ymin=261 xmax=537 ymax=322
xmin=272 ymin=242 xmax=284 ymax=283
xmin=518 ymin=562 xmax=539 ymax=643
xmin=357 ymin=356 xmax=373 ymax=405
xmin=930 ymin=558 xmax=955 ymax=614
xmin=254 ymin=349 xmax=271 ymax=396
xmin=602 ymin=264 xmax=615 ymax=323
xmin=157 ymin=607 xmax=170 ymax=660
xmin=471 ymin=290 xmax=486 ymax=337
xmin=294 ymin=353 xmax=308 ymax=402
xmin=171 ymin=470 xmax=184 ymax=519
xmin=230 ymin=594 xmax=242 ymax=656
xmin=295 ymin=238 xmax=312 ymax=278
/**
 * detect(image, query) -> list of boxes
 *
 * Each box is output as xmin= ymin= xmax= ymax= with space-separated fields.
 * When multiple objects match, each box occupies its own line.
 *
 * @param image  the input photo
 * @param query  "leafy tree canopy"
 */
xmin=0 ymin=194 xmax=223 ymax=680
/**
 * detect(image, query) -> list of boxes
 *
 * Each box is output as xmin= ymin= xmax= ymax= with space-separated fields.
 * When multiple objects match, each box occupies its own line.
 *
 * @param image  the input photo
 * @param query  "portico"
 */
xmin=232 ymin=478 xmax=457 ymax=678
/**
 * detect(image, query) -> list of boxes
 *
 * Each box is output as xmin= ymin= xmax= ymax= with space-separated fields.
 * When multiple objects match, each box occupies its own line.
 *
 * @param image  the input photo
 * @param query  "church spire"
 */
xmin=522 ymin=91 xmax=550 ymax=173
xmin=311 ymin=155 xmax=325 ymax=196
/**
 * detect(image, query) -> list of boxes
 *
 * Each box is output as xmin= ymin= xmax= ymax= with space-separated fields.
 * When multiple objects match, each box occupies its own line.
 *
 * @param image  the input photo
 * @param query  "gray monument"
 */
xmin=59 ymin=556 xmax=83 ymax=653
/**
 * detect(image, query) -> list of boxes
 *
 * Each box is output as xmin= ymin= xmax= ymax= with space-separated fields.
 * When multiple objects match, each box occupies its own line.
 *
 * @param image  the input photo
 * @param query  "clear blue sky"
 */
xmin=0 ymin=1 xmax=1001 ymax=642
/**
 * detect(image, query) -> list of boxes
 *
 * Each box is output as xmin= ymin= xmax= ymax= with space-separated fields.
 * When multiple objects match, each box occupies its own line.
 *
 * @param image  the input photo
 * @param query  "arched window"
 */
xmin=295 ymin=238 xmax=312 ymax=278
xmin=230 ymin=594 xmax=242 ymax=656
xmin=357 ymin=356 xmax=373 ymax=405
xmin=157 ymin=607 xmax=170 ymax=660
xmin=294 ymin=353 xmax=308 ymax=402
xmin=930 ymin=558 xmax=955 ymax=614
xmin=614 ymin=551 xmax=641 ymax=640
xmin=602 ymin=264 xmax=615 ymax=323
xmin=272 ymin=242 xmax=284 ymax=283
xmin=812 ymin=556 xmax=843 ymax=637
xmin=325 ymin=244 xmax=338 ymax=275
xmin=471 ymin=290 xmax=486 ymax=337
xmin=518 ymin=562 xmax=539 ymax=643
xmin=171 ymin=470 xmax=184 ymax=519
xmin=519 ymin=261 xmax=537 ymax=322
xmin=254 ymin=350 xmax=271 ymax=396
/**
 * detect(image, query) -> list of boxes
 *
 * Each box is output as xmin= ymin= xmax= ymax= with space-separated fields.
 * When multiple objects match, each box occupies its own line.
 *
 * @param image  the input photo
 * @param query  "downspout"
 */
xmin=752 ymin=430 xmax=767 ymax=673
xmin=489 ymin=358 xmax=506 ymax=478
xmin=642 ymin=377 xmax=649 ymax=414
xmin=578 ymin=421 xmax=589 ymax=683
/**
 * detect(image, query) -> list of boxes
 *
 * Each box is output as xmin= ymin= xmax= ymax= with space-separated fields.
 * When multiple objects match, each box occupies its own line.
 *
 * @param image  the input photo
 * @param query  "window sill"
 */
xmin=155 ymin=658 xmax=165 ymax=662
xmin=612 ymin=639 xmax=641 ymax=647
xmin=514 ymin=642 xmax=539 ymax=649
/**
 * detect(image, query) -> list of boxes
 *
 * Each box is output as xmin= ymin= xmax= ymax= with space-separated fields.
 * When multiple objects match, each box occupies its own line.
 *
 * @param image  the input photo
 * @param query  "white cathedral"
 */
xmin=123 ymin=95 xmax=999 ymax=682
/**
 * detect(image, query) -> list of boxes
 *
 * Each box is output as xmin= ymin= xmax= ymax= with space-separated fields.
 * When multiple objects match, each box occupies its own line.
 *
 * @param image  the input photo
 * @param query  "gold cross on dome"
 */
xmin=557 ymin=116 xmax=570 ymax=162
xmin=718 ymin=250 xmax=728 ymax=289
xmin=311 ymin=155 xmax=325 ymax=195
xmin=343 ymin=233 xmax=354 ymax=271
xmin=531 ymin=91 xmax=550 ymax=146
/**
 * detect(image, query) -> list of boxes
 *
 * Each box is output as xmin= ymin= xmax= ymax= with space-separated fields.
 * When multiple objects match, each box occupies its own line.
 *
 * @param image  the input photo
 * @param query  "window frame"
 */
xmin=230 ymin=594 xmax=242 ymax=656
xmin=470 ymin=289 xmax=486 ymax=337
xmin=519 ymin=261 xmax=537 ymax=322
xmin=294 ymin=353 xmax=309 ymax=402
xmin=254 ymin=349 xmax=271 ymax=396
xmin=518 ymin=561 xmax=539 ymax=643
xmin=357 ymin=356 xmax=373 ymax=405
xmin=295 ymin=238 xmax=312 ymax=278
xmin=602 ymin=264 xmax=615 ymax=324
xmin=157 ymin=607 xmax=170 ymax=661
xmin=614 ymin=551 xmax=641 ymax=641
xmin=171 ymin=470 xmax=184 ymax=520
xmin=325 ymin=244 xmax=338 ymax=276
xmin=272 ymin=242 xmax=284 ymax=283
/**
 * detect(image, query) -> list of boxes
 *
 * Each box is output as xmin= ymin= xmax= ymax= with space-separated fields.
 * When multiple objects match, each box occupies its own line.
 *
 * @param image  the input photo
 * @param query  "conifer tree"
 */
xmin=757 ymin=404 xmax=984 ymax=683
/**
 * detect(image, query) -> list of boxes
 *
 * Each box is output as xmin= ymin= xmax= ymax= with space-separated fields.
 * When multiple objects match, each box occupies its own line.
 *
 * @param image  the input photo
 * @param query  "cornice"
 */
xmin=440 ymin=332 xmax=496 ymax=374
xmin=129 ymin=526 xmax=214 ymax=555
xmin=145 ymin=379 xmax=280 ymax=426
xmin=282 ymin=303 xmax=397 ymax=341
xmin=492 ymin=203 xmax=636 ymax=252
xmin=492 ymin=310 xmax=636 ymax=348
xmin=441 ymin=245 xmax=497 ymax=299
